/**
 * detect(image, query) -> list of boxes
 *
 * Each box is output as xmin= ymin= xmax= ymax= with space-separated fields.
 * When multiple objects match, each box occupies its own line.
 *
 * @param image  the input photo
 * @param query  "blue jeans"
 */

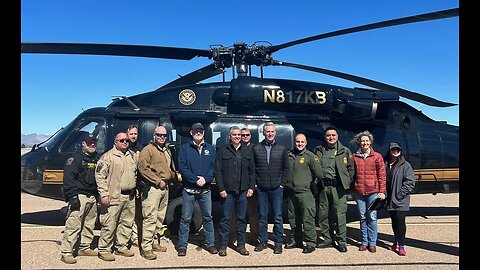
xmin=219 ymin=191 xmax=248 ymax=248
xmin=178 ymin=189 xmax=215 ymax=249
xmin=257 ymin=186 xmax=284 ymax=247
xmin=354 ymin=193 xmax=379 ymax=246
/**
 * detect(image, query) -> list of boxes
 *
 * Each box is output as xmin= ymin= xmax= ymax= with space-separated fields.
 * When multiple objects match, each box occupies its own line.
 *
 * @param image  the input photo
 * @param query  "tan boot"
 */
xmin=77 ymin=248 xmax=98 ymax=256
xmin=115 ymin=248 xmax=134 ymax=257
xmin=98 ymin=252 xmax=115 ymax=261
xmin=141 ymin=250 xmax=157 ymax=260
xmin=152 ymin=243 xmax=167 ymax=252
xmin=60 ymin=255 xmax=77 ymax=264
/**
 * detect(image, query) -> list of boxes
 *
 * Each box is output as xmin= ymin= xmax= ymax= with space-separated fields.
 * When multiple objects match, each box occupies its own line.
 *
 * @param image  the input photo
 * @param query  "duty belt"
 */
xmin=323 ymin=178 xmax=337 ymax=187
xmin=121 ymin=189 xmax=135 ymax=195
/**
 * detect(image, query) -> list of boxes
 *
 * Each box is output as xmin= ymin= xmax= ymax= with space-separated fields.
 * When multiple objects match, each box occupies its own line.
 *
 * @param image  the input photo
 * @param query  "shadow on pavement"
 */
xmin=21 ymin=209 xmax=65 ymax=226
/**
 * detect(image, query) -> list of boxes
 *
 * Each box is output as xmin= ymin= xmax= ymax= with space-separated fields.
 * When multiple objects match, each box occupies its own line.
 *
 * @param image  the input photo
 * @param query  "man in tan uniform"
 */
xmin=95 ymin=132 xmax=138 ymax=261
xmin=126 ymin=124 xmax=144 ymax=247
xmin=137 ymin=125 xmax=177 ymax=260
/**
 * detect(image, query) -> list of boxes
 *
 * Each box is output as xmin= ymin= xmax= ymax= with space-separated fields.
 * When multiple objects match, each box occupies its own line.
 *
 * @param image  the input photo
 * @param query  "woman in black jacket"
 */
xmin=384 ymin=142 xmax=416 ymax=256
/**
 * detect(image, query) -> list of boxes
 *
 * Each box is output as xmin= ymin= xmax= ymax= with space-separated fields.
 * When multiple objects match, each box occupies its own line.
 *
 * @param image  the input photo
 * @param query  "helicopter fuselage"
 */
xmin=20 ymin=76 xmax=459 ymax=232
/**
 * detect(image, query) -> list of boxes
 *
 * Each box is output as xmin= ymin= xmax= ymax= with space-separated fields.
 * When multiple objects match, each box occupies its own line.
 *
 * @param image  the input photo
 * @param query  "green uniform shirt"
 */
xmin=321 ymin=146 xmax=337 ymax=180
xmin=286 ymin=149 xmax=323 ymax=193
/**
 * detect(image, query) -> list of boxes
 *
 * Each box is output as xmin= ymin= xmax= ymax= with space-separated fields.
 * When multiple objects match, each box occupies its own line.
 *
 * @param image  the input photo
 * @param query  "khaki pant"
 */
xmin=130 ymin=195 xmax=142 ymax=245
xmin=98 ymin=194 xmax=135 ymax=253
xmin=141 ymin=186 xmax=169 ymax=251
xmin=60 ymin=194 xmax=97 ymax=256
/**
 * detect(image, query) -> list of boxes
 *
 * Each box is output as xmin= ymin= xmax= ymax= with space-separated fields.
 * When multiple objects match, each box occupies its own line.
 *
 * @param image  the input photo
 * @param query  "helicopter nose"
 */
xmin=21 ymin=164 xmax=44 ymax=194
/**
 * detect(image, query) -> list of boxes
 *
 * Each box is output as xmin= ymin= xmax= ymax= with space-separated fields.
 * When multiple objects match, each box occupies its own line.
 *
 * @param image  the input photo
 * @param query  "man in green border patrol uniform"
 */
xmin=285 ymin=133 xmax=323 ymax=254
xmin=313 ymin=127 xmax=354 ymax=253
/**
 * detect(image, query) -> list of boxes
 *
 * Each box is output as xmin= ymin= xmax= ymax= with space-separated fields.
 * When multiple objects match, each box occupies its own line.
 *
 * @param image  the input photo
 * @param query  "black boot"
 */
xmin=316 ymin=239 xmax=332 ymax=248
xmin=285 ymin=240 xmax=303 ymax=249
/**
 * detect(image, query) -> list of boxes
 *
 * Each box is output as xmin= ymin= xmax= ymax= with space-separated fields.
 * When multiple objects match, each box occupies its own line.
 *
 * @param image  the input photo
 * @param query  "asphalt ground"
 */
xmin=20 ymin=192 xmax=459 ymax=270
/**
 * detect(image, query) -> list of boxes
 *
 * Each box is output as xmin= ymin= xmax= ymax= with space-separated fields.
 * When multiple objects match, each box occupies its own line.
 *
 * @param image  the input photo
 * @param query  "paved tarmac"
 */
xmin=20 ymin=192 xmax=459 ymax=270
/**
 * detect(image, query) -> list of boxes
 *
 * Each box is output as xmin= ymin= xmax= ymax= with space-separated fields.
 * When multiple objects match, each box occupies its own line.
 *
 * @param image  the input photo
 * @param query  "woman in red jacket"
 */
xmin=351 ymin=131 xmax=386 ymax=253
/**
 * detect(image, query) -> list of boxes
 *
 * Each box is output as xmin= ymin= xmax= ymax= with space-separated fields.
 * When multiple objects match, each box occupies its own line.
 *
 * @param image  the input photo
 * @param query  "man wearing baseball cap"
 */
xmin=60 ymin=133 xmax=99 ymax=264
xmin=177 ymin=122 xmax=218 ymax=256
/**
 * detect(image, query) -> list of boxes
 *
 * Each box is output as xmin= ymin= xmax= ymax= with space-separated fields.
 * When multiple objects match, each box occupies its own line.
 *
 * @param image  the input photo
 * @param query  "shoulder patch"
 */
xmin=314 ymin=156 xmax=320 ymax=162
xmin=96 ymin=164 xmax=103 ymax=173
xmin=66 ymin=157 xmax=74 ymax=166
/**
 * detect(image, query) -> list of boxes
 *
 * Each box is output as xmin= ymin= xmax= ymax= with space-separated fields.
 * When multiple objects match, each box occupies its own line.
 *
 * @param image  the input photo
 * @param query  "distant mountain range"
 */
xmin=21 ymin=133 xmax=51 ymax=147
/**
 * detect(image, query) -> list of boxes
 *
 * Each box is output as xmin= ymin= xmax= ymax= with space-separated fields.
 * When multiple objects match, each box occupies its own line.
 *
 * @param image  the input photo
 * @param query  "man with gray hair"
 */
xmin=252 ymin=122 xmax=289 ymax=254
xmin=215 ymin=126 xmax=255 ymax=256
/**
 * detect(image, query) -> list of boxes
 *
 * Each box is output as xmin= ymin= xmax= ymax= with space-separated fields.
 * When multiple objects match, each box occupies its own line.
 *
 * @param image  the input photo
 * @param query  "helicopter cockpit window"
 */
xmin=60 ymin=119 xmax=107 ymax=154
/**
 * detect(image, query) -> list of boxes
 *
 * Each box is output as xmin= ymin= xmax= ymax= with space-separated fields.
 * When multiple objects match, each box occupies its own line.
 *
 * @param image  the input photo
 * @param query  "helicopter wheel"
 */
xmin=165 ymin=197 xmax=203 ymax=235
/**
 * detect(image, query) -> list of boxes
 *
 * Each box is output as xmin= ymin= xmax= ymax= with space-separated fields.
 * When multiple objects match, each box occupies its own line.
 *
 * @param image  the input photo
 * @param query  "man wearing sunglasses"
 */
xmin=95 ymin=132 xmax=138 ymax=261
xmin=137 ymin=126 xmax=177 ymax=260
xmin=177 ymin=123 xmax=217 ymax=256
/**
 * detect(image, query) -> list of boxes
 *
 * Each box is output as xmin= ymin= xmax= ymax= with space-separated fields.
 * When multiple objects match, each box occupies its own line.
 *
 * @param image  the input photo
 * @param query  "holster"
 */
xmin=310 ymin=177 xmax=320 ymax=197
xmin=141 ymin=180 xmax=151 ymax=200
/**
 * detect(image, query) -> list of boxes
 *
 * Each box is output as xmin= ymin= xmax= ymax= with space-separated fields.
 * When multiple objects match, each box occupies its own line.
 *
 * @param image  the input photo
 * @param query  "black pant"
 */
xmin=388 ymin=210 xmax=407 ymax=246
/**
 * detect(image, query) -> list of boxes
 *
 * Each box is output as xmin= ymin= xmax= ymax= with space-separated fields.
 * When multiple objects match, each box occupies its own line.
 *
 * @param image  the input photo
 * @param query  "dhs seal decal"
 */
xmin=179 ymin=89 xmax=196 ymax=105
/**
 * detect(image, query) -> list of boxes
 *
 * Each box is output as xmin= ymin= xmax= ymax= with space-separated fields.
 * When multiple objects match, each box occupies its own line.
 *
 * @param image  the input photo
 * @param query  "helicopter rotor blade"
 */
xmin=158 ymin=64 xmax=224 ymax=89
xmin=21 ymin=42 xmax=212 ymax=60
xmin=269 ymin=8 xmax=459 ymax=53
xmin=274 ymin=61 xmax=456 ymax=107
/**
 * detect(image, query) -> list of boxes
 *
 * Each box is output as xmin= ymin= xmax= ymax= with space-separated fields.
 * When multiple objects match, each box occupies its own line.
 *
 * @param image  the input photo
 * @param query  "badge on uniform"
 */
xmin=343 ymin=157 xmax=347 ymax=164
xmin=204 ymin=149 xmax=210 ymax=156
xmin=87 ymin=162 xmax=95 ymax=169
xmin=299 ymin=157 xmax=305 ymax=164
xmin=66 ymin=157 xmax=74 ymax=166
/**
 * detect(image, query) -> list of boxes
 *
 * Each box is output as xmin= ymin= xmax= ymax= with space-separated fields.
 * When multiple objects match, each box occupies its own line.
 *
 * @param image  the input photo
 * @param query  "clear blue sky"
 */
xmin=21 ymin=0 xmax=459 ymax=135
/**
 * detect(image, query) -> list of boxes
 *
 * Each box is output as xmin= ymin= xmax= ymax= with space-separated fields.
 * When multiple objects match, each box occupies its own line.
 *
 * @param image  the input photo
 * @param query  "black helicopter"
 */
xmin=21 ymin=8 xmax=459 ymax=233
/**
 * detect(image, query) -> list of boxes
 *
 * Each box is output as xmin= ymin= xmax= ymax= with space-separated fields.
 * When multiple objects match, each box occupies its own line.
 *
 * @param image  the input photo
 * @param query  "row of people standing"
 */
xmin=314 ymin=128 xmax=415 ymax=256
xmin=177 ymin=121 xmax=290 ymax=256
xmin=59 ymin=122 xmax=415 ymax=264
xmin=60 ymin=125 xmax=176 ymax=264
xmin=61 ymin=131 xmax=140 ymax=264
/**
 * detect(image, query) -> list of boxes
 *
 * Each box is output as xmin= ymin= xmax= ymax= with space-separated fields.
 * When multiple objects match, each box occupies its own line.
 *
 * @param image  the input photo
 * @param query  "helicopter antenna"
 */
xmin=112 ymin=96 xmax=140 ymax=111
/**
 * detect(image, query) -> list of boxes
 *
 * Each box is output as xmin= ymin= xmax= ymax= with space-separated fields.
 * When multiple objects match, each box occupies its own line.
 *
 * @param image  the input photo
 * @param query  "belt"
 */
xmin=121 ymin=189 xmax=135 ymax=195
xmin=185 ymin=188 xmax=210 ymax=194
xmin=323 ymin=178 xmax=337 ymax=186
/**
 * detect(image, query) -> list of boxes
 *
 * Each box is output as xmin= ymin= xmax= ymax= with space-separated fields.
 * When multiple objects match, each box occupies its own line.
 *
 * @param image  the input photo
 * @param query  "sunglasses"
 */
xmin=155 ymin=133 xmax=168 ymax=138
xmin=241 ymin=134 xmax=251 ymax=137
xmin=116 ymin=138 xmax=130 ymax=143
